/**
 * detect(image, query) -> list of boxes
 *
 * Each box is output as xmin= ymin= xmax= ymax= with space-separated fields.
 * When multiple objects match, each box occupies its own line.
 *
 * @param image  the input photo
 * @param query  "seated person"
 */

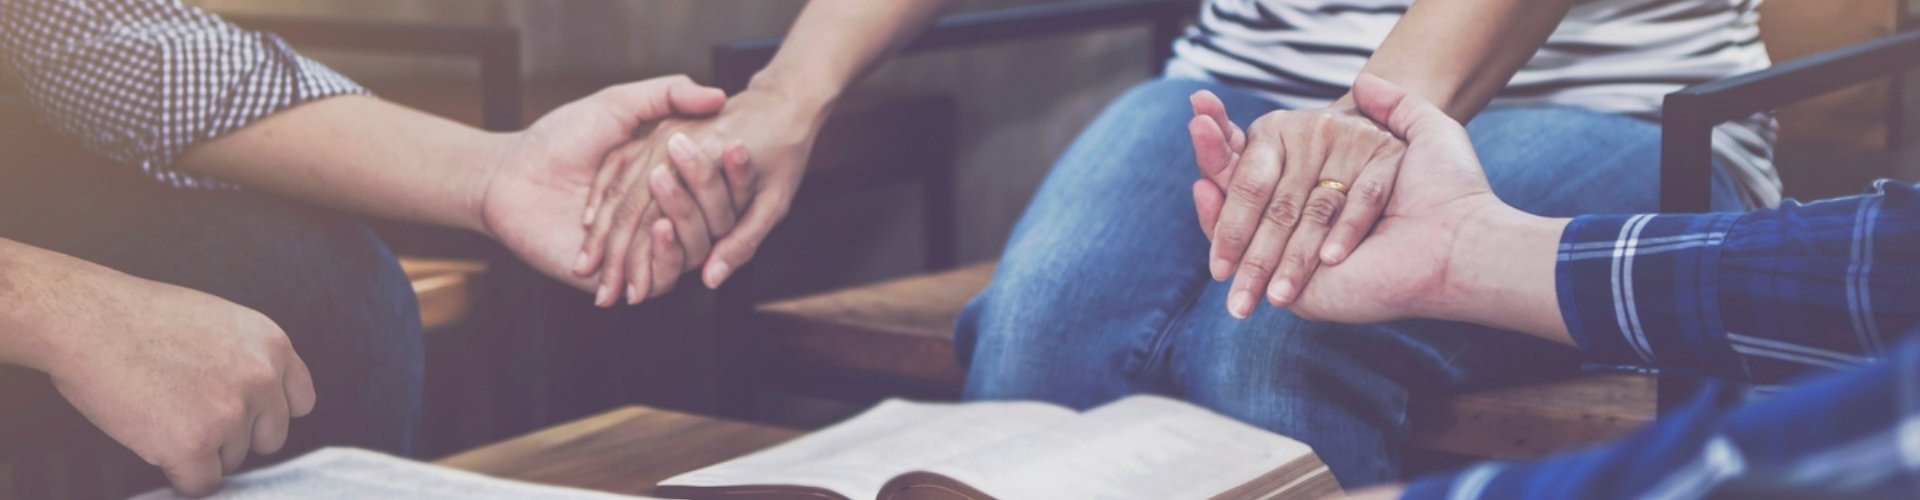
xmin=0 ymin=0 xmax=736 ymax=494
xmin=580 ymin=0 xmax=1779 ymax=488
xmin=1268 ymin=75 xmax=1920 ymax=500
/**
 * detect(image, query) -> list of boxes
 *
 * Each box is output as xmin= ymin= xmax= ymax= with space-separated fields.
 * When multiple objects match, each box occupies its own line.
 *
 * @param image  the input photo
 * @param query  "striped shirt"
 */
xmin=1169 ymin=0 xmax=1782 ymax=208
xmin=1404 ymin=180 xmax=1920 ymax=499
xmin=0 ymin=0 xmax=367 ymax=189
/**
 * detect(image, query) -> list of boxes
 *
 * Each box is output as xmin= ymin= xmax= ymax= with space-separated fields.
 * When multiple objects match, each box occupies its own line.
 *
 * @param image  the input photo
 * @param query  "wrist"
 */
xmin=1420 ymin=200 xmax=1574 ymax=343
xmin=0 ymin=241 xmax=118 ymax=373
xmin=743 ymin=69 xmax=840 ymax=124
xmin=468 ymin=130 xmax=522 ymax=238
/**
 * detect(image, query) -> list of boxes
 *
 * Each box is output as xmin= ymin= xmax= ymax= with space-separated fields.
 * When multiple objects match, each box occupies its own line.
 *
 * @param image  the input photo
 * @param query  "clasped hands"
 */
xmin=1188 ymin=74 xmax=1509 ymax=324
xmin=487 ymin=78 xmax=819 ymax=307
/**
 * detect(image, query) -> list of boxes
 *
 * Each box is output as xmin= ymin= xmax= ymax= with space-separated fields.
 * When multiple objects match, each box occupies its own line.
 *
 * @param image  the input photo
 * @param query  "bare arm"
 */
xmin=747 ymin=0 xmax=969 ymax=115
xmin=1343 ymin=0 xmax=1574 ymax=119
xmin=173 ymin=96 xmax=508 ymax=234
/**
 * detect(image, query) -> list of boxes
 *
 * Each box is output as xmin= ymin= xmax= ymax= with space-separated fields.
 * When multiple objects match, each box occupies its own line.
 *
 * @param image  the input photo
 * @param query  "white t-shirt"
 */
xmin=1168 ymin=0 xmax=1781 ymax=208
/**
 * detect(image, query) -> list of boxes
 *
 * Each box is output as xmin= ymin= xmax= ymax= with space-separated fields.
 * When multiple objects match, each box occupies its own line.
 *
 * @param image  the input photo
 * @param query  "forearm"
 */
xmin=1341 ymin=0 xmax=1573 ymax=119
xmin=174 ymin=95 xmax=510 ymax=233
xmin=746 ymin=0 xmax=967 ymax=117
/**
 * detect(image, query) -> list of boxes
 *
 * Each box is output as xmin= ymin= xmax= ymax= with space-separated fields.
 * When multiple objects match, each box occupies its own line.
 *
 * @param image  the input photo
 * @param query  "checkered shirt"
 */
xmin=0 ymin=0 xmax=366 ymax=188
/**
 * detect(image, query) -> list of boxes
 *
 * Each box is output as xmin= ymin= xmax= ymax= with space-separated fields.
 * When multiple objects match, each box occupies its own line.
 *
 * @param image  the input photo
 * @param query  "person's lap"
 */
xmin=0 ymin=126 xmax=422 ymax=469
xmin=956 ymin=77 xmax=1745 ymax=487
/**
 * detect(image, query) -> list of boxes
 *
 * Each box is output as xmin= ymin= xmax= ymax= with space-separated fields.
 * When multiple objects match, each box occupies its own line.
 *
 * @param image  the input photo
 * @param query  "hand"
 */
xmin=477 ymin=75 xmax=727 ymax=293
xmin=1199 ymin=74 xmax=1507 ymax=324
xmin=575 ymin=86 xmax=824 ymax=305
xmin=574 ymin=130 xmax=751 ymax=307
xmin=41 ymin=264 xmax=314 ymax=497
xmin=1189 ymin=96 xmax=1407 ymax=320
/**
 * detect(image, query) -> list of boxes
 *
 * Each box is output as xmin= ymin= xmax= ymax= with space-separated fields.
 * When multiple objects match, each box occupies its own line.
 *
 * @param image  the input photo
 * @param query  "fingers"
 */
xmin=577 ymin=149 xmax=651 ymax=280
xmin=1188 ymin=115 xmax=1237 ymax=183
xmin=594 ymin=184 xmax=661 ymax=307
xmin=1321 ymin=145 xmax=1402 ymax=265
xmin=163 ymin=453 xmax=224 ymax=497
xmin=1190 ymin=90 xmax=1245 ymax=150
xmin=283 ymin=347 xmax=316 ymax=416
xmin=704 ymin=186 xmax=792 ymax=289
xmin=649 ymin=219 xmax=687 ymax=298
xmin=218 ymin=427 xmax=249 ymax=473
xmin=1210 ymin=116 xmax=1286 ymax=283
xmin=582 ymin=139 xmax=645 ymax=231
xmin=1223 ymin=115 xmax=1329 ymax=319
xmin=592 ymin=75 xmax=727 ymax=126
xmin=1257 ymin=113 xmax=1375 ymax=301
xmin=666 ymin=132 xmax=737 ymax=238
xmin=1193 ymin=179 xmax=1224 ymax=240
xmin=1266 ymin=185 xmax=1345 ymax=307
xmin=249 ymin=391 xmax=290 ymax=455
xmin=721 ymin=141 xmax=754 ymax=214
xmin=638 ymin=165 xmax=711 ymax=302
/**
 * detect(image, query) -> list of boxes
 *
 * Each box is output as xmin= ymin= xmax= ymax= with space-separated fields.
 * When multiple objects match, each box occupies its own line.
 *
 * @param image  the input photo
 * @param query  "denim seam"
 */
xmin=1131 ymin=273 xmax=1216 ymax=389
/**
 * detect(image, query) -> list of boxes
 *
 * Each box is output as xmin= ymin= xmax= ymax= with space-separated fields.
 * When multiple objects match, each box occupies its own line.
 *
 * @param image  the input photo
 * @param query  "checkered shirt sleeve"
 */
xmin=0 ymin=0 xmax=368 ymax=188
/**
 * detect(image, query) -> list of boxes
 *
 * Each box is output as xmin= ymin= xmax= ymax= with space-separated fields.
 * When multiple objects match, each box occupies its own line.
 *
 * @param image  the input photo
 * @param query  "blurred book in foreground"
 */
xmin=131 ymin=447 xmax=655 ymax=500
xmin=657 ymin=395 xmax=1339 ymax=500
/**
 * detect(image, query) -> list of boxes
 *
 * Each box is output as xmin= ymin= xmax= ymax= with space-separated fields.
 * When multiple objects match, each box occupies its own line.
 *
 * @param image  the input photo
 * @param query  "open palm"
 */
xmin=479 ymin=76 xmax=726 ymax=291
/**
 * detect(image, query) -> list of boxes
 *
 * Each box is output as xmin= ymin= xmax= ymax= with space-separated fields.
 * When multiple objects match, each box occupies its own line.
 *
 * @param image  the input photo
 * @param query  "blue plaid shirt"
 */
xmin=1402 ymin=180 xmax=1920 ymax=500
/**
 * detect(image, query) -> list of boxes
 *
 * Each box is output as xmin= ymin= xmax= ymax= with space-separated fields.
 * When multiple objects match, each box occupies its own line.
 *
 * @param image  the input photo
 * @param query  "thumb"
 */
xmin=591 ymin=75 xmax=728 ymax=127
xmin=1351 ymin=74 xmax=1458 ymax=144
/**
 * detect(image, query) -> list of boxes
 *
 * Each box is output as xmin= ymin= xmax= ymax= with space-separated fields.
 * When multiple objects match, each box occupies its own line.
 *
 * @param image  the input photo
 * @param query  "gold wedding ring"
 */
xmin=1317 ymin=179 xmax=1350 ymax=194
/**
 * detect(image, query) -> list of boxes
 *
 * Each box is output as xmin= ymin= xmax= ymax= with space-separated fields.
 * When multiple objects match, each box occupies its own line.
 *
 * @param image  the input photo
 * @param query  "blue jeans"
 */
xmin=0 ymin=124 xmax=422 ymax=489
xmin=955 ymin=78 xmax=1745 ymax=487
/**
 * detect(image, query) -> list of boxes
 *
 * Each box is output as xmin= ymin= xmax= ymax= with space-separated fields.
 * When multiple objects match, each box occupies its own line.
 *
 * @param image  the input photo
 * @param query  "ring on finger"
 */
xmin=1316 ymin=179 xmax=1350 ymax=194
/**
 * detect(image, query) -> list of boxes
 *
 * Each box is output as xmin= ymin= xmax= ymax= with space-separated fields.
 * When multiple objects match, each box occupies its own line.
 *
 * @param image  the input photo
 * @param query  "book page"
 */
xmin=918 ymin=395 xmax=1322 ymax=500
xmin=131 ymin=447 xmax=654 ymax=500
xmin=657 ymin=399 xmax=1076 ymax=499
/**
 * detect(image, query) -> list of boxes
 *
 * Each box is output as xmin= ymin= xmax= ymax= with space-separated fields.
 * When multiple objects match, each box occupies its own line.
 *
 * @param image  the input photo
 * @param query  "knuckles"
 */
xmin=1262 ymin=196 xmax=1302 ymax=227
xmin=1302 ymin=194 xmax=1342 ymax=226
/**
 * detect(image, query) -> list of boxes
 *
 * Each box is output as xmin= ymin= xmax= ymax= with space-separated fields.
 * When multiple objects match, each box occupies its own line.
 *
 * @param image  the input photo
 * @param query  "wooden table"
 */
xmin=435 ymin=406 xmax=803 ymax=496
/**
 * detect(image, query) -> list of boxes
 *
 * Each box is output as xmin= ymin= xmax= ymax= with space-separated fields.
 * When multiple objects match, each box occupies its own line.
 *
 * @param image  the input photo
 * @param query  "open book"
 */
xmin=133 ymin=447 xmax=656 ymax=500
xmin=655 ymin=395 xmax=1339 ymax=500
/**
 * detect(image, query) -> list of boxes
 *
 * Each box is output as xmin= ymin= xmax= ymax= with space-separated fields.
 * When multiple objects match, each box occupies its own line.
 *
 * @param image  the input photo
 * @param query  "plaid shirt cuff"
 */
xmin=1557 ymin=212 xmax=1745 ymax=373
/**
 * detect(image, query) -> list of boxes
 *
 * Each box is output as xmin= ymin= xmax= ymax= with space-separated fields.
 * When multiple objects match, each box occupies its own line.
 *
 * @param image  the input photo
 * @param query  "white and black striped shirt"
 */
xmin=0 ymin=0 xmax=367 ymax=189
xmin=1170 ymin=0 xmax=1781 ymax=208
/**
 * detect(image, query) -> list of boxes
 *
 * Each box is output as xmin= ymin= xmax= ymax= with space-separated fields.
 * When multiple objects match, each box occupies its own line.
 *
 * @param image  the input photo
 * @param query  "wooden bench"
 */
xmin=399 ymin=256 xmax=488 ymax=331
xmin=749 ymin=262 xmax=1656 ymax=460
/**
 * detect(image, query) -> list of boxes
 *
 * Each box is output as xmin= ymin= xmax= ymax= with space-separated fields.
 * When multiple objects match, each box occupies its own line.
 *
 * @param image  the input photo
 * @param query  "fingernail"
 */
xmin=627 ymin=284 xmax=642 ymax=305
xmin=594 ymin=284 xmax=611 ymax=307
xmin=1229 ymin=289 xmax=1253 ymax=319
xmin=705 ymin=261 xmax=731 ymax=289
xmin=583 ymin=206 xmax=596 ymax=225
xmin=1211 ymin=258 xmax=1231 ymax=281
xmin=668 ymin=133 xmax=695 ymax=162
xmin=573 ymin=251 xmax=590 ymax=273
xmin=1269 ymin=279 xmax=1294 ymax=306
